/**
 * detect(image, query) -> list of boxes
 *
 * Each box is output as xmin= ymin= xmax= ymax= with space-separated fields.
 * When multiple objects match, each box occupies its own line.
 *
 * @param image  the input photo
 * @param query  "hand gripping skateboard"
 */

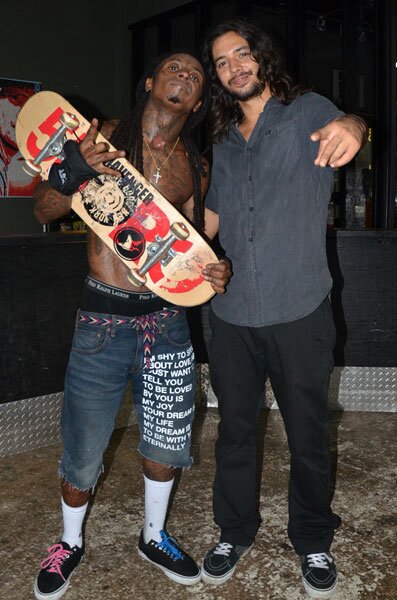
xmin=15 ymin=91 xmax=218 ymax=307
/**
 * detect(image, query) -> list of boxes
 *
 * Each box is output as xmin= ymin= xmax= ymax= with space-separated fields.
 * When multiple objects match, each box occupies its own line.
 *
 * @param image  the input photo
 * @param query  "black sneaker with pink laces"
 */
xmin=34 ymin=542 xmax=84 ymax=599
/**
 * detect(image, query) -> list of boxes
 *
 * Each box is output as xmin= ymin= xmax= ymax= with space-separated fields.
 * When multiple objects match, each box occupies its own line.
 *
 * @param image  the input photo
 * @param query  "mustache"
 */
xmin=228 ymin=70 xmax=255 ymax=85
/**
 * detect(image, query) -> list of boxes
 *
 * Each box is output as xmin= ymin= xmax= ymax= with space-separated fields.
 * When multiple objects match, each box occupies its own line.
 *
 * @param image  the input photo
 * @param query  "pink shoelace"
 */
xmin=40 ymin=544 xmax=71 ymax=581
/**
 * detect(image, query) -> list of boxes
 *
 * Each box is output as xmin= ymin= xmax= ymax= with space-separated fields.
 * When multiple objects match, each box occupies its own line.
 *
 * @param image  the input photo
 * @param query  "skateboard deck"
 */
xmin=15 ymin=91 xmax=218 ymax=307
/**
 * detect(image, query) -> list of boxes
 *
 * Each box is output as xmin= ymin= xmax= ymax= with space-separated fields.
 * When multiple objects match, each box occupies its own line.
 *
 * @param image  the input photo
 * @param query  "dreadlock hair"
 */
xmin=202 ymin=18 xmax=309 ymax=143
xmin=110 ymin=51 xmax=211 ymax=232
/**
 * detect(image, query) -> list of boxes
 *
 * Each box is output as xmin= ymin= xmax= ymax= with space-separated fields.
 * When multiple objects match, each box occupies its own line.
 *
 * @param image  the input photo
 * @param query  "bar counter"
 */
xmin=1 ymin=230 xmax=396 ymax=405
xmin=1 ymin=233 xmax=88 ymax=404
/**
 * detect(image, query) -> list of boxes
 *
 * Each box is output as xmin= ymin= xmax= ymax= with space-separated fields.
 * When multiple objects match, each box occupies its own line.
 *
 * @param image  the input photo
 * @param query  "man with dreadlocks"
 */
xmin=32 ymin=53 xmax=230 ymax=599
xmin=199 ymin=20 xmax=368 ymax=598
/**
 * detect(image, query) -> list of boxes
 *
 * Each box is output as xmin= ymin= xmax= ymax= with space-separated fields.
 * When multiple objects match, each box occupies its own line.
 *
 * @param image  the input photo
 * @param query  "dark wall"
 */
xmin=0 ymin=236 xmax=88 ymax=403
xmin=0 ymin=1 xmax=187 ymax=123
xmin=328 ymin=231 xmax=397 ymax=367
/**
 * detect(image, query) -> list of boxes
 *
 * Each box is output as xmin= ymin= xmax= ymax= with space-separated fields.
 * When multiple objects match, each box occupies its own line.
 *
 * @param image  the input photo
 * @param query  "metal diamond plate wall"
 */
xmin=1 ymin=366 xmax=395 ymax=458
xmin=0 ymin=389 xmax=137 ymax=458
xmin=328 ymin=367 xmax=397 ymax=412
xmin=0 ymin=393 xmax=63 ymax=458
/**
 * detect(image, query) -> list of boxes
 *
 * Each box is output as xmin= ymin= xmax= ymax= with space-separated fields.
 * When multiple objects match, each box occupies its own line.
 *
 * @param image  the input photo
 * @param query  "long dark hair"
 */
xmin=202 ymin=19 xmax=308 ymax=142
xmin=110 ymin=52 xmax=211 ymax=231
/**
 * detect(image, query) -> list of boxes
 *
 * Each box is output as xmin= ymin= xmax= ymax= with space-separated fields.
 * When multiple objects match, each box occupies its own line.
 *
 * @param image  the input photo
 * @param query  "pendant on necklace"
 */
xmin=153 ymin=169 xmax=162 ymax=184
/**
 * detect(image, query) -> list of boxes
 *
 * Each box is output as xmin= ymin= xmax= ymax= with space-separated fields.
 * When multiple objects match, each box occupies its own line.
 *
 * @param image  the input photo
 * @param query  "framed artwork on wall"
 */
xmin=0 ymin=78 xmax=41 ymax=197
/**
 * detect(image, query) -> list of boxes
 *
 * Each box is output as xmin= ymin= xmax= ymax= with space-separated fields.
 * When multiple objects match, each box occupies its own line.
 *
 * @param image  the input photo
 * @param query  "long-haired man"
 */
xmin=200 ymin=19 xmax=367 ymax=599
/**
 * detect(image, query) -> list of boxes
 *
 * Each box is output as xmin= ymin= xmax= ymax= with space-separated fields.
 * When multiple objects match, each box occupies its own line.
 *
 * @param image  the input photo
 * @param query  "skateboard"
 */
xmin=15 ymin=91 xmax=218 ymax=307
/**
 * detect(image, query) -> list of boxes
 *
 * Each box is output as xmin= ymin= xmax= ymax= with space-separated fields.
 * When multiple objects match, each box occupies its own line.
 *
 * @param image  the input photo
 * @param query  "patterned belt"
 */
xmin=78 ymin=309 xmax=180 ymax=367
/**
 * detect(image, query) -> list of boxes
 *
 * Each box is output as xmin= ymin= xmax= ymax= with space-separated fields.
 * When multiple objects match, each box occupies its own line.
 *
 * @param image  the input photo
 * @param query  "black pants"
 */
xmin=209 ymin=299 xmax=341 ymax=555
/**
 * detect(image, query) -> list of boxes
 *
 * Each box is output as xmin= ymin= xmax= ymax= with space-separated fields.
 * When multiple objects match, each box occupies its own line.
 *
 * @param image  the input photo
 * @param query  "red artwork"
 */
xmin=0 ymin=78 xmax=41 ymax=196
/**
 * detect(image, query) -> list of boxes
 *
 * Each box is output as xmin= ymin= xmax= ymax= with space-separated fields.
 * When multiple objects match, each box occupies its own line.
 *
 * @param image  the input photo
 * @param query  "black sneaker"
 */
xmin=301 ymin=552 xmax=338 ymax=598
xmin=34 ymin=541 xmax=84 ymax=600
xmin=138 ymin=530 xmax=201 ymax=585
xmin=201 ymin=541 xmax=252 ymax=585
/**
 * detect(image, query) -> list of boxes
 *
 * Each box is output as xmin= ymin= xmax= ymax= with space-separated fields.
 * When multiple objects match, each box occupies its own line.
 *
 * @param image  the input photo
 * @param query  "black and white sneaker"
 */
xmin=301 ymin=552 xmax=338 ymax=598
xmin=201 ymin=541 xmax=252 ymax=585
xmin=138 ymin=530 xmax=201 ymax=585
xmin=34 ymin=541 xmax=84 ymax=599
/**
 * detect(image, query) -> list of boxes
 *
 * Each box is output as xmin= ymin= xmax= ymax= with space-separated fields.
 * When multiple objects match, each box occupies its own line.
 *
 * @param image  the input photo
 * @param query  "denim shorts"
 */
xmin=60 ymin=308 xmax=196 ymax=490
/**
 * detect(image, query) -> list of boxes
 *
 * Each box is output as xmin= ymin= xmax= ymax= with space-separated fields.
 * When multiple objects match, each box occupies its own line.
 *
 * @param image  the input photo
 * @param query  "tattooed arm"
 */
xmin=33 ymin=181 xmax=73 ymax=224
xmin=33 ymin=118 xmax=125 ymax=225
xmin=181 ymin=156 xmax=210 ymax=225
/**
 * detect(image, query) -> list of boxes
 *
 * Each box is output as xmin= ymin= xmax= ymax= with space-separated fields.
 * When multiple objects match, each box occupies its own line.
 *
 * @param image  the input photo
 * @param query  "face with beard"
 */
xmin=212 ymin=31 xmax=265 ymax=101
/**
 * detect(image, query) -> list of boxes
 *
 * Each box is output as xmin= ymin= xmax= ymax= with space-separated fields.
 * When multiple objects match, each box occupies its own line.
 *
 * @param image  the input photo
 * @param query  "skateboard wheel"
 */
xmin=60 ymin=112 xmax=79 ymax=130
xmin=170 ymin=222 xmax=189 ymax=240
xmin=127 ymin=269 xmax=147 ymax=287
xmin=23 ymin=160 xmax=42 ymax=176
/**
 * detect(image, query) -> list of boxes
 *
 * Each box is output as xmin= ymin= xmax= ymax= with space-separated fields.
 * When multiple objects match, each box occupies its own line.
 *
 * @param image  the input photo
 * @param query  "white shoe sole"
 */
xmin=34 ymin=578 xmax=71 ymax=600
xmin=201 ymin=565 xmax=236 ymax=586
xmin=303 ymin=576 xmax=338 ymax=598
xmin=201 ymin=544 xmax=253 ymax=586
xmin=138 ymin=548 xmax=201 ymax=585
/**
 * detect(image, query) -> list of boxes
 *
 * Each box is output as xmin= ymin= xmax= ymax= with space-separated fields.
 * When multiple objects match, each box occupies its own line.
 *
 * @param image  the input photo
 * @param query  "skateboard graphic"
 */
xmin=15 ymin=91 xmax=218 ymax=307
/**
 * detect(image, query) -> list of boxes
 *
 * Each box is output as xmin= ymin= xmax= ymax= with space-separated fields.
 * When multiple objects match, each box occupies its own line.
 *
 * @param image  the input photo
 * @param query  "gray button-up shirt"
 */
xmin=205 ymin=92 xmax=343 ymax=327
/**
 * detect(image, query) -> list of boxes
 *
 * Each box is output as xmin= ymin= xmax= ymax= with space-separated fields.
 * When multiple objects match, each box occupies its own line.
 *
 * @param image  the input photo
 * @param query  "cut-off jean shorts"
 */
xmin=60 ymin=308 xmax=196 ymax=491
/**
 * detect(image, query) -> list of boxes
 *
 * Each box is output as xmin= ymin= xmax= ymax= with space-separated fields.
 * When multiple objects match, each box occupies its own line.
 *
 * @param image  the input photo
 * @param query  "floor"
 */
xmin=0 ymin=408 xmax=396 ymax=600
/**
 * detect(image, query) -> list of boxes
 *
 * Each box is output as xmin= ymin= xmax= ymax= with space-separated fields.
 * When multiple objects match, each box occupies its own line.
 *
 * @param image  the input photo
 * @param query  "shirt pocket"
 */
xmin=261 ymin=118 xmax=302 ymax=165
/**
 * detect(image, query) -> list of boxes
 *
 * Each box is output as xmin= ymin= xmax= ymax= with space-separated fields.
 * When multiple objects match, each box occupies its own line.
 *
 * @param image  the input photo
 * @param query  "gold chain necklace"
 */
xmin=143 ymin=136 xmax=180 ymax=184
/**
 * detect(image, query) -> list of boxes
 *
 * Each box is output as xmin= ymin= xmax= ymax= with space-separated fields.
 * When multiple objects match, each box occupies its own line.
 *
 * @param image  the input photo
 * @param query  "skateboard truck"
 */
xmin=23 ymin=112 xmax=80 ymax=176
xmin=127 ymin=222 xmax=190 ymax=287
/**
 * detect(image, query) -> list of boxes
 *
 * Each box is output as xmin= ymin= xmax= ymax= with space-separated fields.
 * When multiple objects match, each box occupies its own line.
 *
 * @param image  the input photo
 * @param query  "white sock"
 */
xmin=143 ymin=475 xmax=174 ymax=543
xmin=61 ymin=498 xmax=88 ymax=548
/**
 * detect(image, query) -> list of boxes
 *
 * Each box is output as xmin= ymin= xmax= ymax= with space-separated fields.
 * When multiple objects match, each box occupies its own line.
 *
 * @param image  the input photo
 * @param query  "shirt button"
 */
xmin=248 ymin=176 xmax=252 ymax=181
xmin=249 ymin=207 xmax=254 ymax=211
xmin=249 ymin=237 xmax=253 ymax=241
